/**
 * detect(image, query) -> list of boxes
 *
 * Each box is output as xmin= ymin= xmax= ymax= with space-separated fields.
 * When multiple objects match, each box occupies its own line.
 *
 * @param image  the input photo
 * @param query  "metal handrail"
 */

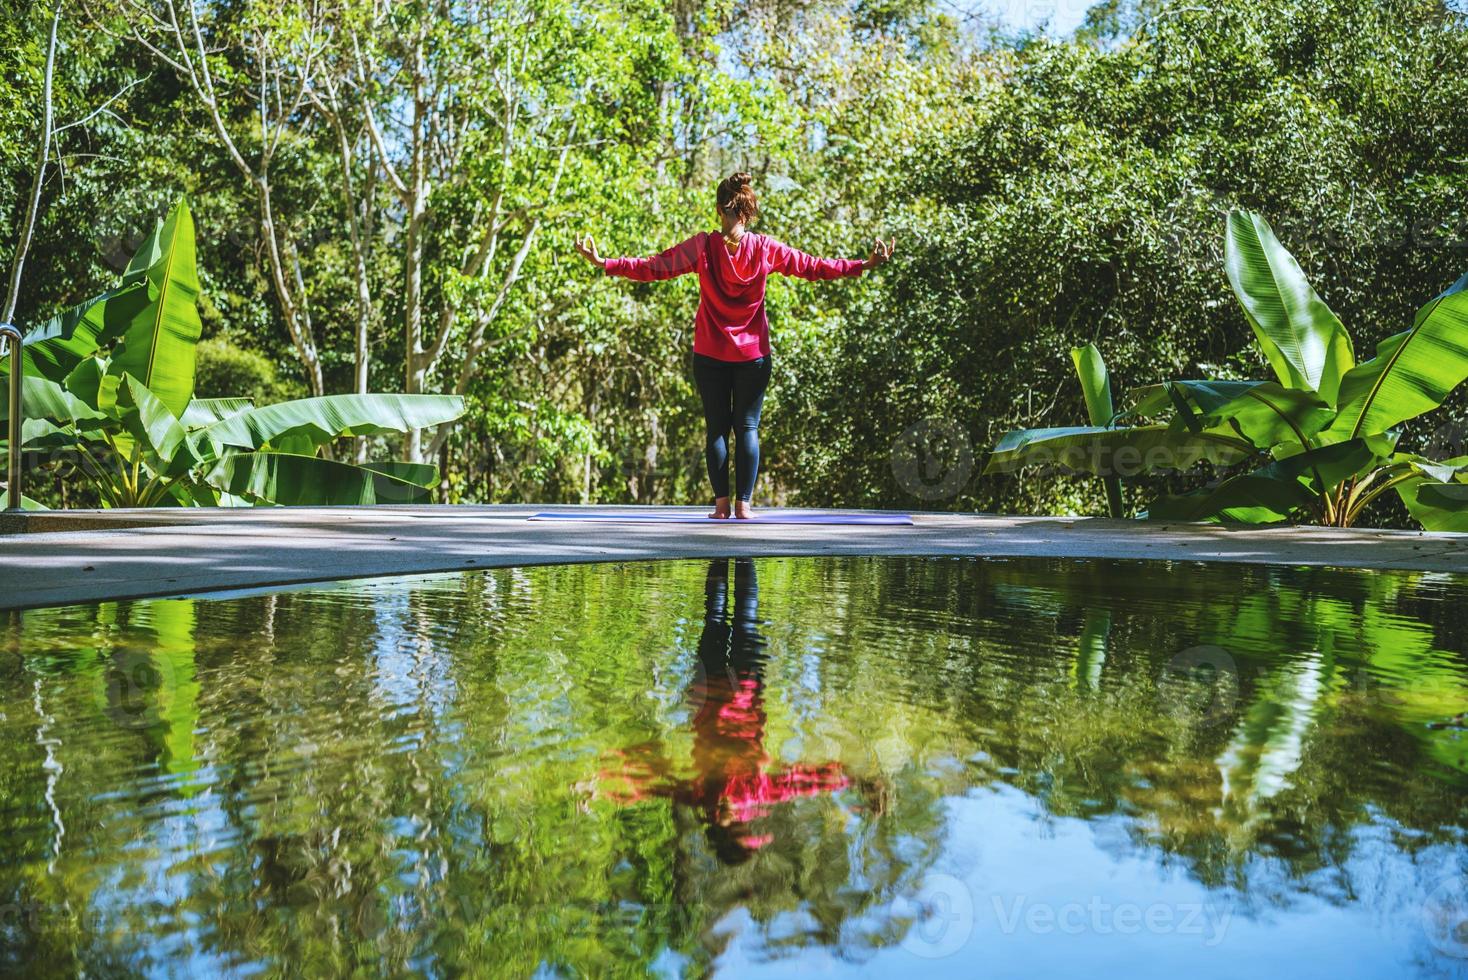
xmin=0 ymin=323 xmax=21 ymax=511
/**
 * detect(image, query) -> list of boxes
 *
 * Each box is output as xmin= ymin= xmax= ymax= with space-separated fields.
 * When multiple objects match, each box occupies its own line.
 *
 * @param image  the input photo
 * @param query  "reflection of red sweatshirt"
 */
xmin=598 ymin=677 xmax=851 ymax=855
xmin=690 ymin=679 xmax=848 ymax=849
xmin=604 ymin=232 xmax=864 ymax=362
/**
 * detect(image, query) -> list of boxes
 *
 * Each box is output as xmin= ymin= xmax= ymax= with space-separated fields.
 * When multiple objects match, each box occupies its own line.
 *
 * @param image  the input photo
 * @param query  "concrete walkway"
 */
xmin=2 ymin=504 xmax=1466 ymax=610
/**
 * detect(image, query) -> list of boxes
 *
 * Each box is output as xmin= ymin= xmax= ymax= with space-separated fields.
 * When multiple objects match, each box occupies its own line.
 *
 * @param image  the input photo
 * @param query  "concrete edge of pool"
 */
xmin=2 ymin=504 xmax=1467 ymax=611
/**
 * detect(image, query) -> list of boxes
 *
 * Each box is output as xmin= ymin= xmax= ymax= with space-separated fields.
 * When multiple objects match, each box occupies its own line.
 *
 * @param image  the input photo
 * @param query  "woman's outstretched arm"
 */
xmin=576 ymin=233 xmax=701 ymax=281
xmin=767 ymin=236 xmax=895 ymax=280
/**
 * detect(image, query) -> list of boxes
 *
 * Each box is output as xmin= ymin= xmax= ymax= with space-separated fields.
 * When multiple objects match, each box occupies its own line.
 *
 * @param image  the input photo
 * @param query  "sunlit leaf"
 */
xmin=1326 ymin=271 xmax=1468 ymax=440
xmin=1224 ymin=210 xmax=1354 ymax=404
xmin=106 ymin=200 xmax=204 ymax=417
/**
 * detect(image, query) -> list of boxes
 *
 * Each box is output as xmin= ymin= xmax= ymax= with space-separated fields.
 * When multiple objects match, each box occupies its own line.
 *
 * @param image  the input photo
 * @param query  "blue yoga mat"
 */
xmin=528 ymin=511 xmax=914 ymax=526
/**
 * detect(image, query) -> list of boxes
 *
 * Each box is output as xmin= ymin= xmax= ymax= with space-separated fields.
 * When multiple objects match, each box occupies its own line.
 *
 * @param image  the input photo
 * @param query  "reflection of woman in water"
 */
xmin=597 ymin=559 xmax=856 ymax=864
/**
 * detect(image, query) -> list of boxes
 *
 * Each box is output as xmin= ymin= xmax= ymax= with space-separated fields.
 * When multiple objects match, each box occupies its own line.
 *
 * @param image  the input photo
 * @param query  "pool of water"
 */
xmin=1 ymin=556 xmax=1466 ymax=977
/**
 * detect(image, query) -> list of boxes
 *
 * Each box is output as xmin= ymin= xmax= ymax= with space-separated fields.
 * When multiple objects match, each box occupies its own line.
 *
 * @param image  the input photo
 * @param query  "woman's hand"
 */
xmin=863 ymin=236 xmax=895 ymax=271
xmin=574 ymin=234 xmax=605 ymax=269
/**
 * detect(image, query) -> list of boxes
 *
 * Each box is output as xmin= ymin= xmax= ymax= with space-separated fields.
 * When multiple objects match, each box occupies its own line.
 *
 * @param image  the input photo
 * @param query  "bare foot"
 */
xmin=734 ymin=500 xmax=756 ymax=520
xmin=709 ymin=496 xmax=731 ymax=519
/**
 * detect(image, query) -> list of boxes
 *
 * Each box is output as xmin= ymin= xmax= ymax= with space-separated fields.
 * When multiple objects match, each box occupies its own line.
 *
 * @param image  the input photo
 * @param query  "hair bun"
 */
xmin=716 ymin=172 xmax=759 ymax=223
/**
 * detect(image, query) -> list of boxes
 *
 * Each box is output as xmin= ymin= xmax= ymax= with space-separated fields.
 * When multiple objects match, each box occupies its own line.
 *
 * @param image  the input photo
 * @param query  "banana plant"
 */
xmin=985 ymin=341 xmax=1258 ymax=504
xmin=1071 ymin=344 xmax=1126 ymax=518
xmin=988 ymin=343 xmax=1138 ymax=518
xmin=986 ymin=210 xmax=1468 ymax=529
xmin=1 ymin=199 xmax=465 ymax=508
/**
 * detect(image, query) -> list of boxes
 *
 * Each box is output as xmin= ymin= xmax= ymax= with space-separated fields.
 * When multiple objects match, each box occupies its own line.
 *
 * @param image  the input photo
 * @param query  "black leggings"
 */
xmin=693 ymin=353 xmax=771 ymax=502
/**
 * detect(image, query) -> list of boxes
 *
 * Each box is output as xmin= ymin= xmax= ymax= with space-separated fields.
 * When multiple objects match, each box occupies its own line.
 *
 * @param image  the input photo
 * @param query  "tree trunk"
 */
xmin=402 ymin=35 xmax=430 ymax=464
xmin=258 ymin=188 xmax=324 ymax=397
xmin=402 ymin=197 xmax=428 ymax=462
xmin=346 ymin=135 xmax=375 ymax=462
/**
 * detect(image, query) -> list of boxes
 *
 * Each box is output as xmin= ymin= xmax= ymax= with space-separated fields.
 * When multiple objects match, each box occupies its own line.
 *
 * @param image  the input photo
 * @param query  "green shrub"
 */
xmin=194 ymin=337 xmax=302 ymax=405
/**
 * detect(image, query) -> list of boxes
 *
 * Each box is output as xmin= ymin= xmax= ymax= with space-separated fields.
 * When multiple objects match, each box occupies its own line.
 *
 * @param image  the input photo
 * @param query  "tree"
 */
xmin=107 ymin=0 xmax=339 ymax=398
xmin=348 ymin=0 xmax=586 ymax=463
xmin=986 ymin=211 xmax=1468 ymax=530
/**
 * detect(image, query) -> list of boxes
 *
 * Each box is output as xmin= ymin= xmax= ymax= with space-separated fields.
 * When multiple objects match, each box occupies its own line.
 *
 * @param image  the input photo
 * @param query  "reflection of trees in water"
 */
xmin=922 ymin=558 xmax=1468 ymax=903
xmin=0 ymin=557 xmax=1464 ymax=974
xmin=596 ymin=559 xmax=936 ymax=968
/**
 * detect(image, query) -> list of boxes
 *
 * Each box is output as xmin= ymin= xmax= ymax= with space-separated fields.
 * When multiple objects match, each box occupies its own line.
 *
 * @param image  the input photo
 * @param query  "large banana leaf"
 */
xmin=1072 ymin=344 xmax=1117 ymax=427
xmin=106 ymin=200 xmax=203 ymax=417
xmin=1071 ymin=343 xmax=1124 ymax=517
xmin=1391 ymin=454 xmax=1468 ymax=485
xmin=180 ymin=397 xmax=254 ymax=429
xmin=63 ymin=356 xmax=120 ymax=413
xmin=206 ymin=451 xmax=435 ymax=505
xmin=117 ymin=375 xmax=193 ymax=477
xmin=14 ymin=283 xmax=149 ymax=383
xmin=1269 ymin=430 xmax=1399 ymax=462
xmin=203 ymin=393 xmax=466 ymax=451
xmin=1162 ymin=379 xmax=1335 ymax=449
xmin=1146 ymin=438 xmax=1381 ymax=524
xmin=123 ymin=216 xmax=164 ymax=286
xmin=18 ymin=418 xmax=85 ymax=449
xmin=0 ymin=374 xmax=107 ymax=425
xmin=1398 ymin=479 xmax=1468 ymax=533
xmin=361 ymin=460 xmax=440 ymax=487
xmin=1224 ymin=211 xmax=1354 ymax=405
xmin=1325 ymin=271 xmax=1468 ymax=441
xmin=984 ymin=424 xmax=1255 ymax=477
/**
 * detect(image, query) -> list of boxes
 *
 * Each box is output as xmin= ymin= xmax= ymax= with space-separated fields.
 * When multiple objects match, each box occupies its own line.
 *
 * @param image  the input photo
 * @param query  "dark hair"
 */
xmin=716 ymin=172 xmax=758 ymax=224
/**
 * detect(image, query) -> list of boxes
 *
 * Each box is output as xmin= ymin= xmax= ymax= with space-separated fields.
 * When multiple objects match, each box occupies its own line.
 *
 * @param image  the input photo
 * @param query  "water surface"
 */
xmin=1 ymin=557 xmax=1466 ymax=977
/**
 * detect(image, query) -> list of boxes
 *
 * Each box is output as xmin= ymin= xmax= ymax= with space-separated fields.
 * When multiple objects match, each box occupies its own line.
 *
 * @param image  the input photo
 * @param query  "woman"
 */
xmin=575 ymin=172 xmax=893 ymax=519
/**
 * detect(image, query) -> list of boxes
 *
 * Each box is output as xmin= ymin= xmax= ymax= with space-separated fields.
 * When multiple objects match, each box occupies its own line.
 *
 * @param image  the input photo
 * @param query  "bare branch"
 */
xmin=53 ymin=74 xmax=151 ymax=136
xmin=352 ymin=29 xmax=409 ymax=198
xmin=2 ymin=0 xmax=62 ymax=326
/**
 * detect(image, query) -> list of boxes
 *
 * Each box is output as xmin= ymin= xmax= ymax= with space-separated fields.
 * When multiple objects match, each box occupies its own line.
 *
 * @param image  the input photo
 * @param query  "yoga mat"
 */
xmin=528 ymin=511 xmax=914 ymax=526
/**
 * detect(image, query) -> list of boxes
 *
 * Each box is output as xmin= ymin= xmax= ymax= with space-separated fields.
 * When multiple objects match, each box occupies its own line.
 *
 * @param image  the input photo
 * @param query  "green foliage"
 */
xmin=2 ymin=200 xmax=466 ymax=508
xmin=1223 ymin=210 xmax=1354 ymax=406
xmin=106 ymin=200 xmax=203 ymax=416
xmin=794 ymin=0 xmax=1468 ymax=522
xmin=3 ymin=0 xmax=1466 ymax=522
xmin=194 ymin=338 xmax=300 ymax=405
xmin=1070 ymin=343 xmax=1125 ymax=516
xmin=988 ymin=210 xmax=1468 ymax=529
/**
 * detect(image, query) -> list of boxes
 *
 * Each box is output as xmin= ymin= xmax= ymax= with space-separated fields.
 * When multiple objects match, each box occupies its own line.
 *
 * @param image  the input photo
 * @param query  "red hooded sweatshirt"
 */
xmin=604 ymin=232 xmax=864 ymax=362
